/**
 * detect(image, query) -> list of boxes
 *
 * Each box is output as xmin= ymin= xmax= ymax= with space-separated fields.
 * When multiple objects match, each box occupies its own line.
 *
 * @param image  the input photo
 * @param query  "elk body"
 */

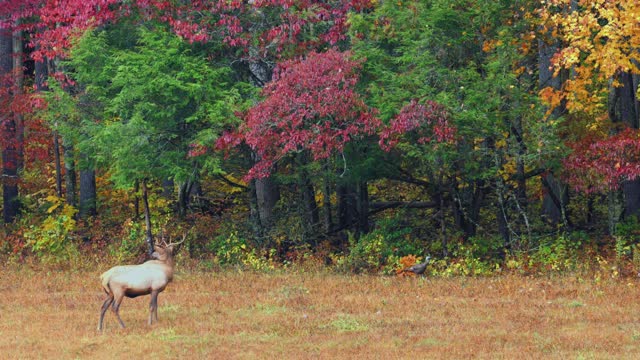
xmin=98 ymin=236 xmax=184 ymax=331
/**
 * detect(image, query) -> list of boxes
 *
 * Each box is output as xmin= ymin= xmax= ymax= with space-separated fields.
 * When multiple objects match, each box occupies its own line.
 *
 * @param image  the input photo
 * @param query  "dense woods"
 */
xmin=1 ymin=0 xmax=639 ymax=274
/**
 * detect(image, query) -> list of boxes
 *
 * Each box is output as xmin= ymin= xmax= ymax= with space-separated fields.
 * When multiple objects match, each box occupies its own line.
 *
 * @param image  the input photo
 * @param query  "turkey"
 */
xmin=401 ymin=256 xmax=431 ymax=275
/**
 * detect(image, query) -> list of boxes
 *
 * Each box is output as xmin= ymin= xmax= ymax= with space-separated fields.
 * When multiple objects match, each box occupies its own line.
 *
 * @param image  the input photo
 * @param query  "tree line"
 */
xmin=1 ymin=0 xmax=639 ymax=268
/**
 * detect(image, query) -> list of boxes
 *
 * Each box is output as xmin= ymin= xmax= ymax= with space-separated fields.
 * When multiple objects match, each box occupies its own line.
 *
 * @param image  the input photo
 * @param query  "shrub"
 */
xmin=527 ymin=233 xmax=584 ymax=273
xmin=614 ymin=218 xmax=640 ymax=260
xmin=105 ymin=219 xmax=147 ymax=263
xmin=338 ymin=231 xmax=386 ymax=273
xmin=22 ymin=203 xmax=80 ymax=266
xmin=206 ymin=231 xmax=275 ymax=271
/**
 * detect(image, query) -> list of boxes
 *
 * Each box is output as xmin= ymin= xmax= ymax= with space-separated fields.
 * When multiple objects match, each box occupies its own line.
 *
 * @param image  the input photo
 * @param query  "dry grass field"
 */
xmin=2 ymin=267 xmax=640 ymax=359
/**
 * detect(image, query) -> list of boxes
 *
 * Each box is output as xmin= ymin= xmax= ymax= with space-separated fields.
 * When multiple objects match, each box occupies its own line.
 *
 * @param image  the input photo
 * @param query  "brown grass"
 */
xmin=1 ymin=267 xmax=640 ymax=359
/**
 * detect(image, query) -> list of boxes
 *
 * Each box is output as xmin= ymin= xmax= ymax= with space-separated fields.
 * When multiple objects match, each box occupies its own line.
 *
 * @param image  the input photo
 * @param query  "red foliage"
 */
xmin=563 ymin=127 xmax=640 ymax=193
xmin=0 ymin=0 xmax=42 ymax=32
xmin=378 ymin=99 xmax=456 ymax=152
xmin=228 ymin=49 xmax=380 ymax=179
xmin=0 ymin=0 xmax=374 ymax=60
xmin=33 ymin=0 xmax=132 ymax=60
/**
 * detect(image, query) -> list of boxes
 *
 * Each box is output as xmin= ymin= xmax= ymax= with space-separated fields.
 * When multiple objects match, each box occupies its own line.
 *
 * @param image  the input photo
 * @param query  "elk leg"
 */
xmin=112 ymin=293 xmax=126 ymax=328
xmin=154 ymin=300 xmax=159 ymax=322
xmin=98 ymin=295 xmax=114 ymax=331
xmin=149 ymin=290 xmax=159 ymax=325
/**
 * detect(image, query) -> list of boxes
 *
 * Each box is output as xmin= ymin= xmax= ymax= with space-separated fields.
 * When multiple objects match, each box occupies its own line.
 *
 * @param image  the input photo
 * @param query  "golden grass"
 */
xmin=2 ymin=267 xmax=640 ymax=359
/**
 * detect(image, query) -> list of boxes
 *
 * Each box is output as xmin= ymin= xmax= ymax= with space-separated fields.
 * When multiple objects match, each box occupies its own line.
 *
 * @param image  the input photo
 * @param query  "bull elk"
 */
xmin=98 ymin=234 xmax=185 ymax=331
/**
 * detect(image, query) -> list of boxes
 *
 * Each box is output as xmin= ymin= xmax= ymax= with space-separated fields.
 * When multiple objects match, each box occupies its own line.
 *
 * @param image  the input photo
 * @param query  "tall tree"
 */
xmin=538 ymin=28 xmax=569 ymax=227
xmin=219 ymin=49 xmax=380 ymax=240
xmin=62 ymin=23 xmax=249 ymax=240
xmin=538 ymin=0 xmax=640 ymax=225
xmin=0 ymin=27 xmax=18 ymax=223
xmin=350 ymin=0 xmax=548 ymax=252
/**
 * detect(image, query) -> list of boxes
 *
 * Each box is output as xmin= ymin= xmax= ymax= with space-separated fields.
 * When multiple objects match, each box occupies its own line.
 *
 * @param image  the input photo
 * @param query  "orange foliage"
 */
xmin=395 ymin=254 xmax=418 ymax=276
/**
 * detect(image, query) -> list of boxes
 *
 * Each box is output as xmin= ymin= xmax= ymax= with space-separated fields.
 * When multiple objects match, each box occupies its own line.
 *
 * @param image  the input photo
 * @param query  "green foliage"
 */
xmin=7 ymin=0 xmax=630 ymax=275
xmin=418 ymin=236 xmax=502 ymax=276
xmin=458 ymin=235 xmax=504 ymax=260
xmin=431 ymin=256 xmax=500 ymax=277
xmin=62 ymin=23 xmax=254 ymax=190
xmin=106 ymin=220 xmax=147 ymax=262
xmin=206 ymin=231 xmax=275 ymax=271
xmin=38 ymin=81 xmax=81 ymax=145
xmin=22 ymin=203 xmax=80 ymax=265
xmin=349 ymin=0 xmax=564 ymax=252
xmin=336 ymin=218 xmax=413 ymax=273
xmin=527 ymin=234 xmax=584 ymax=273
xmin=339 ymin=231 xmax=386 ymax=273
xmin=614 ymin=218 xmax=640 ymax=260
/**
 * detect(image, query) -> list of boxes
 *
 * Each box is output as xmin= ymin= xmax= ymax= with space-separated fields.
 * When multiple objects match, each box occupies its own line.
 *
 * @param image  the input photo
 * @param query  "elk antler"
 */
xmin=167 ymin=232 xmax=187 ymax=247
xmin=154 ymin=229 xmax=170 ymax=248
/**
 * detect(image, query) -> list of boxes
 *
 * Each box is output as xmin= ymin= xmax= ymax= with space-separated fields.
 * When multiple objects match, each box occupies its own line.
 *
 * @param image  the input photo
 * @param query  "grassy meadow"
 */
xmin=2 ymin=267 xmax=640 ymax=359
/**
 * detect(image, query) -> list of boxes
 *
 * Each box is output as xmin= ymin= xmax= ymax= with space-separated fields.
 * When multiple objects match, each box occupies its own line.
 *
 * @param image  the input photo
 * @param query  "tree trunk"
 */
xmin=177 ymin=180 xmax=189 ymax=217
xmin=12 ymin=30 xmax=23 ymax=174
xmin=496 ymin=200 xmax=510 ymax=259
xmin=439 ymin=192 xmax=447 ymax=258
xmin=538 ymin=35 xmax=570 ymax=226
xmin=178 ymin=176 xmax=199 ymax=218
xmin=133 ymin=180 xmax=140 ymax=219
xmin=35 ymin=57 xmax=63 ymax=198
xmin=52 ymin=134 xmax=62 ymax=197
xmin=247 ymin=179 xmax=263 ymax=241
xmin=247 ymin=54 xmax=280 ymax=235
xmin=35 ymin=57 xmax=48 ymax=91
xmin=79 ymin=167 xmax=96 ymax=219
xmin=495 ymin=176 xmax=512 ymax=257
xmin=63 ymin=142 xmax=76 ymax=207
xmin=0 ymin=29 xmax=17 ymax=223
xmin=337 ymin=182 xmax=358 ymax=232
xmin=541 ymin=173 xmax=569 ymax=227
xmin=142 ymin=179 xmax=154 ymax=255
xmin=513 ymin=116 xmax=527 ymax=207
xmin=624 ymin=179 xmax=640 ymax=219
xmin=161 ymin=178 xmax=174 ymax=199
xmin=255 ymin=176 xmax=280 ymax=228
xmin=356 ymin=181 xmax=369 ymax=234
xmin=453 ymin=178 xmax=484 ymax=239
xmin=609 ymin=71 xmax=639 ymax=128
xmin=608 ymin=190 xmax=624 ymax=236
xmin=298 ymin=170 xmax=320 ymax=242
xmin=610 ymin=71 xmax=640 ymax=218
xmin=322 ymin=161 xmax=333 ymax=234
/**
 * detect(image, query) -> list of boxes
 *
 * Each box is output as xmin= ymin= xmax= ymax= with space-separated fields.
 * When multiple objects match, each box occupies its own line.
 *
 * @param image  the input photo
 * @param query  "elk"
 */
xmin=98 ymin=234 xmax=185 ymax=331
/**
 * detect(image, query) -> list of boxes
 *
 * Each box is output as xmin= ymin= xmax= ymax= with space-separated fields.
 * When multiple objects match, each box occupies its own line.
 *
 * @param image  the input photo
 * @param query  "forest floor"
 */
xmin=2 ymin=267 xmax=640 ymax=359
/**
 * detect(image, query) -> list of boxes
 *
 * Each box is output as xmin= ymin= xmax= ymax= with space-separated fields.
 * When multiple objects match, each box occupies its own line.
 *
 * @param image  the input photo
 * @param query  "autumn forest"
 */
xmin=0 ymin=0 xmax=639 ymax=276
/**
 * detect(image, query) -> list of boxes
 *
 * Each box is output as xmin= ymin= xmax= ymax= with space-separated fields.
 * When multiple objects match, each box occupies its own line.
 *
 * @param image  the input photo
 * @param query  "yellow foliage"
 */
xmin=495 ymin=138 xmax=507 ymax=149
xmin=45 ymin=195 xmax=63 ymax=214
xmin=538 ymin=0 xmax=640 ymax=121
xmin=499 ymin=160 xmax=517 ymax=182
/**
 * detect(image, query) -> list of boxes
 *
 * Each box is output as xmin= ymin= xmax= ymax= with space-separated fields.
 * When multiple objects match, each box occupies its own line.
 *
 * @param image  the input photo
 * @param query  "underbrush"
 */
xmin=1 ymin=202 xmax=638 ymax=279
xmin=0 ymin=235 xmax=636 ymax=283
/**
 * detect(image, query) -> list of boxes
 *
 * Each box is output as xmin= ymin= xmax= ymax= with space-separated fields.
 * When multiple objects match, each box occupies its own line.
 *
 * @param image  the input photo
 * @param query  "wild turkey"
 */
xmin=402 ymin=256 xmax=431 ymax=275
